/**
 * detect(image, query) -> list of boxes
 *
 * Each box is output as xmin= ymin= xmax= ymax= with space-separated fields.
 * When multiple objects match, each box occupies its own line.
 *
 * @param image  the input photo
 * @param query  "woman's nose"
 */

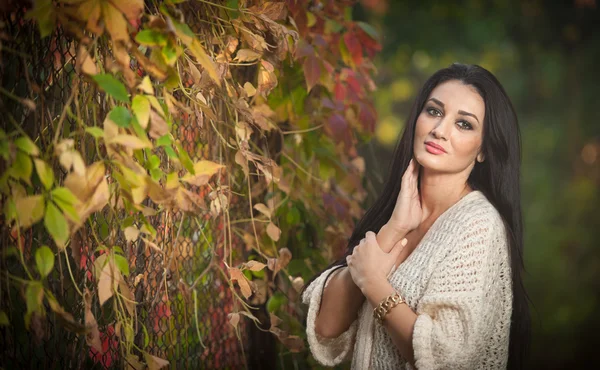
xmin=430 ymin=119 xmax=449 ymax=140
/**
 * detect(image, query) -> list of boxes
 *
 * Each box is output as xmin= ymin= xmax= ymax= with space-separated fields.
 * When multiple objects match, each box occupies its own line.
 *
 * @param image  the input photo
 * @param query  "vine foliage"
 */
xmin=0 ymin=0 xmax=380 ymax=367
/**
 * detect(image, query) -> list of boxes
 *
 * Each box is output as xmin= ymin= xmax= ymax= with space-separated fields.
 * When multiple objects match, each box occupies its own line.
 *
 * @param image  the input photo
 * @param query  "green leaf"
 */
xmin=25 ymin=282 xmax=44 ymax=316
xmin=148 ymin=155 xmax=161 ymax=170
xmin=25 ymin=0 xmax=55 ymax=38
xmin=85 ymin=126 xmax=105 ymax=139
xmin=112 ymin=246 xmax=125 ymax=255
xmin=164 ymin=145 xmax=178 ymax=159
xmin=92 ymin=74 xmax=129 ymax=103
xmin=156 ymin=134 xmax=171 ymax=146
xmin=114 ymin=254 xmax=129 ymax=276
xmin=44 ymin=202 xmax=69 ymax=249
xmin=15 ymin=136 xmax=40 ymax=156
xmin=34 ymin=159 xmax=54 ymax=190
xmin=11 ymin=151 xmax=33 ymax=185
xmin=357 ymin=21 xmax=379 ymax=41
xmin=135 ymin=29 xmax=168 ymax=46
xmin=108 ymin=106 xmax=132 ymax=128
xmin=35 ymin=245 xmax=55 ymax=278
xmin=52 ymin=187 xmax=80 ymax=223
xmin=175 ymin=143 xmax=194 ymax=174
xmin=132 ymin=95 xmax=150 ymax=129
xmin=0 ymin=310 xmax=9 ymax=326
xmin=150 ymin=168 xmax=163 ymax=181
xmin=266 ymin=292 xmax=287 ymax=313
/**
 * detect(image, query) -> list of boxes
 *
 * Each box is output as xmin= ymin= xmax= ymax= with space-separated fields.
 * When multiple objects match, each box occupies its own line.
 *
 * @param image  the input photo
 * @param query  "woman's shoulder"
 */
xmin=445 ymin=190 xmax=506 ymax=237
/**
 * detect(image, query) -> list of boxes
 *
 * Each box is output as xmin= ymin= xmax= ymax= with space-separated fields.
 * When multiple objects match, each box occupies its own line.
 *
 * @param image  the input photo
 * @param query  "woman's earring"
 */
xmin=477 ymin=154 xmax=485 ymax=163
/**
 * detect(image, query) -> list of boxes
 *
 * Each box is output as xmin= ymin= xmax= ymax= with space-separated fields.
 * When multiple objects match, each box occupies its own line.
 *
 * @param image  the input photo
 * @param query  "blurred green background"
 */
xmin=354 ymin=0 xmax=600 ymax=368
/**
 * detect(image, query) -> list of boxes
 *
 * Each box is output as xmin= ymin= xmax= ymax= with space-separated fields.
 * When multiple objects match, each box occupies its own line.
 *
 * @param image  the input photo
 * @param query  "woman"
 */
xmin=302 ymin=63 xmax=531 ymax=369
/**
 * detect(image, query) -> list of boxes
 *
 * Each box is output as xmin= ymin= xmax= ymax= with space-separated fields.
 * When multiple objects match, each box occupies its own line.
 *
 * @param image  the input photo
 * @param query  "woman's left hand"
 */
xmin=346 ymin=231 xmax=407 ymax=294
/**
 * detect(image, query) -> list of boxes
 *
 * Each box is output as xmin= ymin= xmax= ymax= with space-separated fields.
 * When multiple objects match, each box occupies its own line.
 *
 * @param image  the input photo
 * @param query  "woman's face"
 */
xmin=413 ymin=80 xmax=485 ymax=175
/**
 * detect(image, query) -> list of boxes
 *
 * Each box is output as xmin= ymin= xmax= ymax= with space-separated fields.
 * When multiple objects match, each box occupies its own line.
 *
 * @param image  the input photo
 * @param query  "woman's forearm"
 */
xmin=362 ymin=278 xmax=418 ymax=366
xmin=314 ymin=267 xmax=365 ymax=338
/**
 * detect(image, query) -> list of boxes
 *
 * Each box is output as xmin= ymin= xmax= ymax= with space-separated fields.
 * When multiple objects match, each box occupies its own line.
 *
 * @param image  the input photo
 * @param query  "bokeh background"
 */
xmin=352 ymin=0 xmax=600 ymax=369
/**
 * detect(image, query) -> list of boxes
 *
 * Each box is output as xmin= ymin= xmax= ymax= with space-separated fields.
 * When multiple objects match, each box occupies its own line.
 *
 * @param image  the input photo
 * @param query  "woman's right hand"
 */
xmin=388 ymin=159 xmax=422 ymax=235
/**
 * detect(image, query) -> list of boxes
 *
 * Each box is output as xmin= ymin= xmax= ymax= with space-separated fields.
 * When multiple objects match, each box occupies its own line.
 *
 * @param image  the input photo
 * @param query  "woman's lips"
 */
xmin=425 ymin=141 xmax=446 ymax=155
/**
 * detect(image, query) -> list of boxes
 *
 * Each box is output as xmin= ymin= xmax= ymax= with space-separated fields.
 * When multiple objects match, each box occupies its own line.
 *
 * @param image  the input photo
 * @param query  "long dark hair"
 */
xmin=304 ymin=63 xmax=531 ymax=369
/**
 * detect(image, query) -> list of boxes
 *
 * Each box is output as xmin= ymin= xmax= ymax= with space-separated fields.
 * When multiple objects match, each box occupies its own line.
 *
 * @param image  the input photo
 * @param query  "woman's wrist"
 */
xmin=378 ymin=223 xmax=408 ymax=251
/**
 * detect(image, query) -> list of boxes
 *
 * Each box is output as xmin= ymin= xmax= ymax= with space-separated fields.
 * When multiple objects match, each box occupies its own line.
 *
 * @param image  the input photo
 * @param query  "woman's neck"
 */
xmin=418 ymin=169 xmax=472 ymax=221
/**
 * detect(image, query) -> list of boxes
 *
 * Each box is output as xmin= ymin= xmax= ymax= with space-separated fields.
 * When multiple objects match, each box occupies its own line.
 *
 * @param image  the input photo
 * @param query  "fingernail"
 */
xmin=401 ymin=238 xmax=408 ymax=246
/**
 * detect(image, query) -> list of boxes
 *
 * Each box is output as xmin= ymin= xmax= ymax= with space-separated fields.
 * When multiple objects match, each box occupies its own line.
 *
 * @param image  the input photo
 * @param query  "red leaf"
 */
xmin=343 ymin=31 xmax=363 ymax=66
xmin=303 ymin=54 xmax=321 ymax=91
xmin=334 ymin=82 xmax=346 ymax=101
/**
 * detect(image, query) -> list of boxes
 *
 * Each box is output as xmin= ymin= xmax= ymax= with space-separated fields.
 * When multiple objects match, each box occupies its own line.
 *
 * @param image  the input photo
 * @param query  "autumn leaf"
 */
xmin=303 ymin=54 xmax=320 ymax=91
xmin=253 ymin=203 xmax=271 ymax=218
xmin=244 ymin=260 xmax=266 ymax=272
xmin=77 ymin=45 xmax=97 ymax=76
xmin=229 ymin=267 xmax=253 ymax=299
xmin=181 ymin=160 xmax=224 ymax=186
xmin=144 ymin=353 xmax=169 ymax=370
xmin=15 ymin=195 xmax=45 ymax=228
xmin=234 ymin=49 xmax=261 ymax=62
xmin=98 ymin=260 xmax=118 ymax=306
xmin=132 ymin=95 xmax=150 ymax=129
xmin=102 ymin=2 xmax=129 ymax=42
xmin=189 ymin=39 xmax=221 ymax=86
xmin=266 ymin=222 xmax=281 ymax=241
xmin=109 ymin=134 xmax=152 ymax=150
xmin=84 ymin=288 xmax=102 ymax=352
xmin=228 ymin=312 xmax=240 ymax=329
xmin=148 ymin=110 xmax=168 ymax=139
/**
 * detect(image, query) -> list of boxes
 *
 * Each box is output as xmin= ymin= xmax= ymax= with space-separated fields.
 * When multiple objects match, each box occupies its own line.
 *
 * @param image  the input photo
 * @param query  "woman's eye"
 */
xmin=426 ymin=108 xmax=441 ymax=116
xmin=457 ymin=121 xmax=473 ymax=130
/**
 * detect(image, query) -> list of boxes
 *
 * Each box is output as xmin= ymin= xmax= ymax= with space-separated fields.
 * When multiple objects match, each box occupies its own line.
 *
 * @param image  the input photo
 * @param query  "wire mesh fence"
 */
xmin=0 ymin=9 xmax=257 ymax=370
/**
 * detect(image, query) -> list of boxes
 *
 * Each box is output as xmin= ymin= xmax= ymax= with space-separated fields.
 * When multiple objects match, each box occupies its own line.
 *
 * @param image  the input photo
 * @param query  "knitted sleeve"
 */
xmin=412 ymin=213 xmax=511 ymax=370
xmin=302 ymin=266 xmax=359 ymax=366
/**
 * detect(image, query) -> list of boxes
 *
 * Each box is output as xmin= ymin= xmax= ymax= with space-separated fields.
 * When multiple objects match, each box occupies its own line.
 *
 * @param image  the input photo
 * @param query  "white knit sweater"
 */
xmin=303 ymin=191 xmax=513 ymax=369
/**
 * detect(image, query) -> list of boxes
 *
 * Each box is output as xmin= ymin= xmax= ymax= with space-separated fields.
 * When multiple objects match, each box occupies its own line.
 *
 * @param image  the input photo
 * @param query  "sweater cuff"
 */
xmin=412 ymin=313 xmax=436 ymax=370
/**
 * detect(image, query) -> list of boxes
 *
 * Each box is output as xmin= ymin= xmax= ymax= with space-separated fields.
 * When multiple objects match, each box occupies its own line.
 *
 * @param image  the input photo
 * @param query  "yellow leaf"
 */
xmin=112 ymin=0 xmax=143 ymax=22
xmin=124 ymin=226 xmax=140 ymax=242
xmin=109 ymin=135 xmax=152 ymax=150
xmin=234 ymin=49 xmax=261 ymax=62
xmin=253 ymin=203 xmax=271 ymax=218
xmin=78 ymin=0 xmax=103 ymax=35
xmin=189 ymin=39 xmax=220 ymax=86
xmin=132 ymin=95 xmax=150 ymax=129
xmin=144 ymin=353 xmax=169 ymax=370
xmin=181 ymin=160 xmax=224 ymax=186
xmin=15 ymin=195 xmax=45 ymax=228
xmin=266 ymin=222 xmax=281 ymax=241
xmin=137 ymin=76 xmax=154 ymax=95
xmin=102 ymin=2 xmax=129 ymax=42
xmin=243 ymin=82 xmax=256 ymax=97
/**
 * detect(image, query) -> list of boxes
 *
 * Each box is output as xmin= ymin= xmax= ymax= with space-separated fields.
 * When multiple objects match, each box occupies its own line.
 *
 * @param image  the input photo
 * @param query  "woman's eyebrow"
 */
xmin=428 ymin=98 xmax=480 ymax=123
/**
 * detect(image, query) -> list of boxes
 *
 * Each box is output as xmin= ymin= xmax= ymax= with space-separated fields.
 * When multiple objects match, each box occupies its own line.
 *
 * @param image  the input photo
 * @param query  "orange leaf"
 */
xmin=229 ymin=267 xmax=253 ymax=299
xmin=102 ymin=2 xmax=129 ymax=42
xmin=228 ymin=312 xmax=240 ymax=329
